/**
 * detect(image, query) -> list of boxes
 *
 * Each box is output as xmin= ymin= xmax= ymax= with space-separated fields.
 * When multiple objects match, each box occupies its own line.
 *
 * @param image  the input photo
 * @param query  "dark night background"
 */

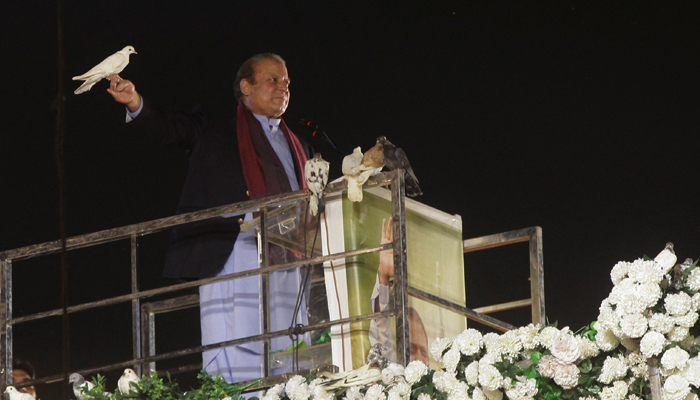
xmin=2 ymin=1 xmax=700 ymax=398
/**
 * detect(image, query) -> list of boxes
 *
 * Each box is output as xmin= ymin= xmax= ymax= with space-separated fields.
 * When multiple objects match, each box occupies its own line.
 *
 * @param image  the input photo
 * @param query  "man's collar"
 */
xmin=251 ymin=112 xmax=281 ymax=131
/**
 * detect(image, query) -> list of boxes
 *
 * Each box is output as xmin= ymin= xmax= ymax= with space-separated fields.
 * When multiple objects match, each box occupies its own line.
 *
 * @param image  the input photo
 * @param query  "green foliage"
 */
xmin=545 ymin=319 xmax=559 ymax=329
xmin=572 ymin=355 xmax=605 ymax=400
xmin=121 ymin=371 xmax=182 ymax=400
xmin=521 ymin=365 xmax=537 ymax=380
xmin=83 ymin=374 xmax=113 ymax=400
xmin=186 ymin=370 xmax=259 ymax=400
xmin=688 ymin=343 xmax=700 ymax=358
xmin=76 ymin=370 xmax=265 ymax=400
xmin=530 ymin=351 xmax=542 ymax=365
xmin=411 ymin=370 xmax=442 ymax=400
xmin=315 ymin=329 xmax=332 ymax=345
xmin=575 ymin=322 xmax=597 ymax=342
xmin=681 ymin=259 xmax=698 ymax=282
xmin=494 ymin=359 xmax=522 ymax=381
xmin=305 ymin=369 xmax=318 ymax=384
xmin=629 ymin=376 xmax=650 ymax=399
xmin=535 ymin=376 xmax=561 ymax=400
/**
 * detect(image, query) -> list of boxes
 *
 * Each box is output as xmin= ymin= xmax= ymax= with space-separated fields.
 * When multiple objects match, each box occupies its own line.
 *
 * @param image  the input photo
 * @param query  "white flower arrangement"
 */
xmin=254 ymin=244 xmax=695 ymax=400
xmin=75 ymin=244 xmax=700 ymax=400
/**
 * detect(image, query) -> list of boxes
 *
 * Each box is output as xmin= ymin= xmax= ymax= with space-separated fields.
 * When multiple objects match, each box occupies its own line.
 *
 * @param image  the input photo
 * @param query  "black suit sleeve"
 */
xmin=130 ymin=98 xmax=208 ymax=150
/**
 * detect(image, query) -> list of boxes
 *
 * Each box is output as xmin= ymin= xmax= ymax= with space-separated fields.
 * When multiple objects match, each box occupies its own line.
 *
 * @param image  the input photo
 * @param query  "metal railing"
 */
xmin=463 ymin=227 xmax=545 ymax=326
xmin=0 ymin=170 xmax=545 ymax=394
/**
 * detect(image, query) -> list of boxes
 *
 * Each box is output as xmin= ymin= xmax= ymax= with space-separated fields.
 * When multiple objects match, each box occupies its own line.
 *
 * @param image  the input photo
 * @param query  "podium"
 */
xmin=240 ymin=175 xmax=467 ymax=372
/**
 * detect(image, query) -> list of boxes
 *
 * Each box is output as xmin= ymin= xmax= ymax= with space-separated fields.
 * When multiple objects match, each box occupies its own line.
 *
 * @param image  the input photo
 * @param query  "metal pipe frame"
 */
xmin=0 ymin=170 xmax=543 ymax=393
xmin=8 ymin=243 xmax=392 ymax=326
xmin=1 ymin=259 xmax=12 ymax=390
xmin=17 ymin=309 xmax=395 ymax=387
xmin=131 ymin=234 xmax=142 ymax=376
xmin=259 ymin=208 xmax=271 ymax=377
xmin=390 ymin=169 xmax=410 ymax=366
xmin=462 ymin=226 xmax=545 ymax=326
xmin=0 ymin=177 xmax=393 ymax=262
xmin=140 ymin=294 xmax=201 ymax=375
xmin=0 ymin=173 xmax=393 ymax=392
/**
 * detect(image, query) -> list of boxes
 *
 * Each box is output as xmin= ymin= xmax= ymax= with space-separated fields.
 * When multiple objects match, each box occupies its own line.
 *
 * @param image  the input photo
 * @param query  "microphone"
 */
xmin=299 ymin=117 xmax=339 ymax=150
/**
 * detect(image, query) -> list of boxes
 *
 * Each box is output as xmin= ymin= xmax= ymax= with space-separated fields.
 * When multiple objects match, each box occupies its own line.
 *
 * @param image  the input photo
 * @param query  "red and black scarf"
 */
xmin=236 ymin=103 xmax=308 ymax=199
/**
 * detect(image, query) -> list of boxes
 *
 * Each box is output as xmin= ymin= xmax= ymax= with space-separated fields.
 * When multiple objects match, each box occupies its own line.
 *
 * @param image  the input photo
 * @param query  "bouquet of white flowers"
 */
xmin=76 ymin=244 xmax=700 ymax=400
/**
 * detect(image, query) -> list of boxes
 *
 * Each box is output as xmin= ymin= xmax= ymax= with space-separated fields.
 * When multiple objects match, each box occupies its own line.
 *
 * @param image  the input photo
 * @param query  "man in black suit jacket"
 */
xmin=108 ymin=54 xmax=311 ymax=384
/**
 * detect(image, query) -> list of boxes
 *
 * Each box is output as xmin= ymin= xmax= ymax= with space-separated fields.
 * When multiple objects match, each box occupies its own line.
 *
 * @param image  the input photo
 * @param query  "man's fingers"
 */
xmin=110 ymin=75 xmax=120 ymax=90
xmin=108 ymin=80 xmax=132 ymax=93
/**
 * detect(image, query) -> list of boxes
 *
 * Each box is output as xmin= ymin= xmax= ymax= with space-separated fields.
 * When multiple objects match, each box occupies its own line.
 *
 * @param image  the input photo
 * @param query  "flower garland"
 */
xmin=77 ymin=244 xmax=700 ymax=400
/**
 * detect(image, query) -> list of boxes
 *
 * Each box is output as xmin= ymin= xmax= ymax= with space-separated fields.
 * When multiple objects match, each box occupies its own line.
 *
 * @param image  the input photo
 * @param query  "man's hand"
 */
xmin=107 ymin=74 xmax=141 ymax=112
xmin=377 ymin=218 xmax=394 ymax=286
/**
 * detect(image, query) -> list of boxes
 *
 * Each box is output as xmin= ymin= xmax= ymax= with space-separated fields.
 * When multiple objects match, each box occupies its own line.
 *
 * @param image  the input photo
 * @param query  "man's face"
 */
xmin=241 ymin=58 xmax=290 ymax=118
xmin=409 ymin=318 xmax=430 ymax=365
xmin=13 ymin=369 xmax=36 ymax=399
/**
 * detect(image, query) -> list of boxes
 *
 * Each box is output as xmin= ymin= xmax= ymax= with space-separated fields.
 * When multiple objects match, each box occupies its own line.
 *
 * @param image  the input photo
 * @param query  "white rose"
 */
xmin=364 ymin=384 xmax=387 ymax=400
xmin=681 ymin=358 xmax=700 ymax=387
xmin=551 ymin=334 xmax=581 ymax=363
xmin=465 ymin=361 xmax=479 ymax=386
xmin=650 ymin=313 xmax=675 ymax=334
xmin=641 ymin=331 xmax=667 ymax=358
xmin=620 ymin=313 xmax=648 ymax=338
xmin=404 ymin=360 xmax=428 ymax=385
xmin=666 ymin=293 xmax=692 ymax=316
xmin=664 ymin=374 xmax=691 ymax=400
xmin=479 ymin=364 xmax=504 ymax=391
xmin=599 ymin=355 xmax=628 ymax=384
xmin=662 ymin=347 xmax=691 ymax=371
xmin=668 ymin=326 xmax=691 ymax=343
xmin=430 ymin=338 xmax=452 ymax=362
xmin=553 ymin=362 xmax=579 ymax=389
xmin=454 ymin=329 xmax=484 ymax=356
xmin=596 ymin=327 xmax=621 ymax=352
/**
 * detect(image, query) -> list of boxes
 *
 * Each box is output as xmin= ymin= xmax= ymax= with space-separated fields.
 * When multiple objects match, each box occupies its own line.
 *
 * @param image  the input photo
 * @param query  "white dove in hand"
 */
xmin=305 ymin=153 xmax=330 ymax=216
xmin=4 ymin=386 xmax=35 ymax=400
xmin=73 ymin=46 xmax=137 ymax=94
xmin=69 ymin=373 xmax=95 ymax=399
xmin=118 ymin=368 xmax=140 ymax=395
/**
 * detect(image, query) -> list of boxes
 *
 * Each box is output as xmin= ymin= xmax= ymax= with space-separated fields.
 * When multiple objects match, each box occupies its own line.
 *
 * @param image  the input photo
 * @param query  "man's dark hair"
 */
xmin=233 ymin=53 xmax=286 ymax=103
xmin=13 ymin=359 xmax=36 ymax=379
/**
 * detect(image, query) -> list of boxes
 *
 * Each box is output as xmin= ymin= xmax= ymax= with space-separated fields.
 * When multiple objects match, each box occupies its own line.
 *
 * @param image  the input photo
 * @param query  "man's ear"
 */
xmin=240 ymin=79 xmax=251 ymax=96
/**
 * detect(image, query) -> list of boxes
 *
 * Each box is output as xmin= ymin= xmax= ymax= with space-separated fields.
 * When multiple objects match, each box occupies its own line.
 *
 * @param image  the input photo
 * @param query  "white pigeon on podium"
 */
xmin=655 ymin=242 xmax=677 ymax=274
xmin=305 ymin=153 xmax=330 ymax=216
xmin=69 ymin=373 xmax=95 ymax=399
xmin=4 ymin=386 xmax=35 ymax=400
xmin=342 ymin=146 xmax=384 ymax=202
xmin=118 ymin=368 xmax=140 ymax=395
xmin=319 ymin=344 xmax=389 ymax=389
xmin=73 ymin=46 xmax=137 ymax=94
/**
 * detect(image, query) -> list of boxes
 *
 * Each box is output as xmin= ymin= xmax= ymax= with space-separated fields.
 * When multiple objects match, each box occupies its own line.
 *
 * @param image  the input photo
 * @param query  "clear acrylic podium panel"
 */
xmin=240 ymin=197 xmax=334 ymax=373
xmin=240 ymin=198 xmax=323 ymax=261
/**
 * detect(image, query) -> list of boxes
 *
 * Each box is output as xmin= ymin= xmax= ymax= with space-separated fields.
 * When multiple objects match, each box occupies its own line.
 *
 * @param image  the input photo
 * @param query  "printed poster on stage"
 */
xmin=321 ymin=186 xmax=466 ymax=370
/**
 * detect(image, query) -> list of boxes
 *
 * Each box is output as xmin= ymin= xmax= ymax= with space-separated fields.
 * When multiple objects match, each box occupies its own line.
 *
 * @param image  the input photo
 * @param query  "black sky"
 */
xmin=2 ymin=1 xmax=700 ymax=397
